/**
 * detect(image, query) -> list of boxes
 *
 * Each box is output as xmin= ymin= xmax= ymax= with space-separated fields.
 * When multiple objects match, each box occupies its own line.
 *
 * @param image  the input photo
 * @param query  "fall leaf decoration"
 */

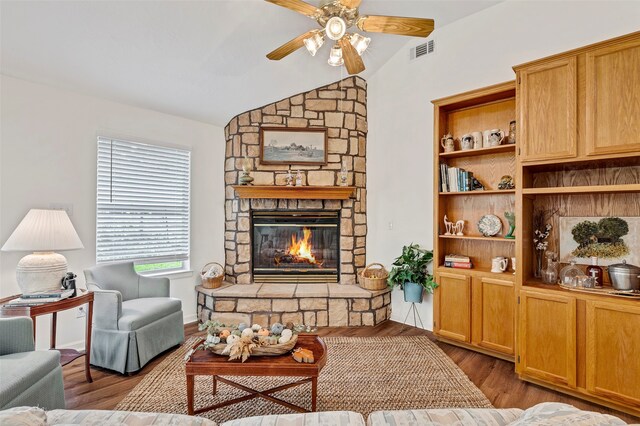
xmin=223 ymin=336 xmax=258 ymax=362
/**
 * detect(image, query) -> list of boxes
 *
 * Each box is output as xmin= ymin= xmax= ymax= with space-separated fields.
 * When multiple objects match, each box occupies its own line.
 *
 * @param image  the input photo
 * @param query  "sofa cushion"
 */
xmin=0 ymin=351 xmax=61 ymax=409
xmin=118 ymin=297 xmax=182 ymax=331
xmin=506 ymin=402 xmax=626 ymax=425
xmin=367 ymin=408 xmax=524 ymax=426
xmin=222 ymin=411 xmax=366 ymax=426
xmin=47 ymin=409 xmax=217 ymax=425
xmin=0 ymin=406 xmax=47 ymax=425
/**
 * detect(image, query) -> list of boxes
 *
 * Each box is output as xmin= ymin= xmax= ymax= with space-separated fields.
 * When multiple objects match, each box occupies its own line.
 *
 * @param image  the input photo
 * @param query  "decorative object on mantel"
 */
xmin=285 ymin=168 xmax=294 ymax=186
xmin=238 ymin=156 xmax=254 ymax=185
xmin=1 ymin=209 xmax=84 ymax=294
xmin=196 ymin=320 xmax=314 ymax=362
xmin=498 ymin=175 xmax=515 ymax=190
xmin=200 ymin=262 xmax=224 ymax=289
xmin=259 ymin=127 xmax=327 ymax=166
xmin=339 ymin=159 xmax=349 ymax=186
xmin=359 ymin=263 xmax=389 ymax=290
xmin=295 ymin=169 xmax=304 ymax=186
xmin=532 ymin=208 xmax=558 ymax=277
xmin=477 ymin=214 xmax=502 ymax=237
xmin=264 ymin=0 xmax=434 ymax=75
xmin=504 ymin=211 xmax=516 ymax=239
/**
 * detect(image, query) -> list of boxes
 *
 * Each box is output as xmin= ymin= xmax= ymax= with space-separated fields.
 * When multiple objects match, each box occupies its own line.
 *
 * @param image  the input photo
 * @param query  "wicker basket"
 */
xmin=208 ymin=334 xmax=298 ymax=357
xmin=359 ymin=263 xmax=389 ymax=290
xmin=201 ymin=262 xmax=224 ymax=289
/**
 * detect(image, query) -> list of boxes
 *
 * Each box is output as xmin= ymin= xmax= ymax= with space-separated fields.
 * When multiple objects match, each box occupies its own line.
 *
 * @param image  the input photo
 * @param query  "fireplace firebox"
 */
xmin=251 ymin=211 xmax=340 ymax=283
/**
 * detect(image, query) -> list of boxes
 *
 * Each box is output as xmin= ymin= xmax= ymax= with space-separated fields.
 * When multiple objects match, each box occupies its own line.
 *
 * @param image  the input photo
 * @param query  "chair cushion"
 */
xmin=118 ymin=297 xmax=182 ymax=331
xmin=222 ymin=411 xmax=365 ymax=426
xmin=47 ymin=409 xmax=217 ymax=425
xmin=368 ymin=408 xmax=524 ymax=426
xmin=0 ymin=351 xmax=61 ymax=408
xmin=506 ymin=402 xmax=627 ymax=425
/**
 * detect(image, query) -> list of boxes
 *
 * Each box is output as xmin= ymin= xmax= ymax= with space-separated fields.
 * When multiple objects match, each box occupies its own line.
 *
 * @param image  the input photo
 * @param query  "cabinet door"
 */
xmin=586 ymin=300 xmax=640 ymax=406
xmin=519 ymin=291 xmax=576 ymax=388
xmin=586 ymin=38 xmax=640 ymax=156
xmin=519 ymin=57 xmax=577 ymax=162
xmin=434 ymin=272 xmax=471 ymax=343
xmin=473 ymin=277 xmax=515 ymax=355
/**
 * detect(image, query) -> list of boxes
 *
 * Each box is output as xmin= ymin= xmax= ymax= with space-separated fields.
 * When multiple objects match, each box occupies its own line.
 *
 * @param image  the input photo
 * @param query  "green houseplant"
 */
xmin=388 ymin=243 xmax=437 ymax=303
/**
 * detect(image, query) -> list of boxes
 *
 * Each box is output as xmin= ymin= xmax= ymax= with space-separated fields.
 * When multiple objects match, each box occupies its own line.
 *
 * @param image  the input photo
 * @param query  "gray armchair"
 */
xmin=84 ymin=262 xmax=184 ymax=374
xmin=0 ymin=317 xmax=65 ymax=409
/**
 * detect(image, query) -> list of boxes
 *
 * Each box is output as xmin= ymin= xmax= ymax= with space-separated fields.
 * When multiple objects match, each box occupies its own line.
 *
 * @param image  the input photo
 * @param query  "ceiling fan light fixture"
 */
xmin=303 ymin=31 xmax=325 ymax=56
xmin=325 ymin=16 xmax=347 ymax=41
xmin=327 ymin=45 xmax=344 ymax=66
xmin=350 ymin=33 xmax=371 ymax=56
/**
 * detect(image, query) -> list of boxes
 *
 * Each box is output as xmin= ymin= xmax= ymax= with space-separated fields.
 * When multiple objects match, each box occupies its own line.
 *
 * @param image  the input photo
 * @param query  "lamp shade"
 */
xmin=1 ymin=209 xmax=84 ymax=252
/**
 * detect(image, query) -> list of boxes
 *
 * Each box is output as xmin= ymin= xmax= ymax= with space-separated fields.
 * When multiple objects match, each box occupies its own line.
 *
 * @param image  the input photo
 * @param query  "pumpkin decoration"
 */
xmin=279 ymin=329 xmax=293 ymax=344
xmin=271 ymin=323 xmax=284 ymax=335
xmin=258 ymin=328 xmax=270 ymax=336
xmin=251 ymin=323 xmax=261 ymax=332
xmin=241 ymin=328 xmax=255 ymax=338
xmin=219 ymin=329 xmax=231 ymax=339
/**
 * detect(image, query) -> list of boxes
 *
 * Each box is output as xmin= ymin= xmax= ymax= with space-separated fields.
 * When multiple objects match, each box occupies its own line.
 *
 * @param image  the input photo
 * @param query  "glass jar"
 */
xmin=542 ymin=251 xmax=558 ymax=284
xmin=560 ymin=260 xmax=582 ymax=287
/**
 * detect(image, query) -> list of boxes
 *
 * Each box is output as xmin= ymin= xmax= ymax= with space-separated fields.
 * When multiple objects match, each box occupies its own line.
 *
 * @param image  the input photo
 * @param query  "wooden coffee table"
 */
xmin=185 ymin=334 xmax=327 ymax=415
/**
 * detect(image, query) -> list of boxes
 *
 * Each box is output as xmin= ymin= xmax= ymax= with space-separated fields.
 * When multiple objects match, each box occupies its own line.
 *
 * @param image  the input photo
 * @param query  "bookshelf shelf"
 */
xmin=439 ymin=190 xmax=515 ymax=196
xmin=439 ymin=144 xmax=515 ymax=159
xmin=522 ymin=184 xmax=640 ymax=195
xmin=439 ymin=234 xmax=516 ymax=242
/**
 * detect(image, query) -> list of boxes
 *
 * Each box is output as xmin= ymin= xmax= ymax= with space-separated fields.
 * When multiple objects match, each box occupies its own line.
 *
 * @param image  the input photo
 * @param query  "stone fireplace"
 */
xmin=195 ymin=76 xmax=391 ymax=327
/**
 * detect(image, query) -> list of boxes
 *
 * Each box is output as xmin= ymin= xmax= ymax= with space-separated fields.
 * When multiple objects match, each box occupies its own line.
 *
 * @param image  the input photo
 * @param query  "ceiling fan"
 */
xmin=265 ymin=0 xmax=435 ymax=75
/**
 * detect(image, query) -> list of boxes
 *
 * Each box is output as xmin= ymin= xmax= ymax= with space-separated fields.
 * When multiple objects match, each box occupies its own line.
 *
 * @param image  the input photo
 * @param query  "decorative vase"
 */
xmin=504 ymin=212 xmax=515 ymax=239
xmin=534 ymin=251 xmax=543 ymax=278
xmin=403 ymin=282 xmax=424 ymax=303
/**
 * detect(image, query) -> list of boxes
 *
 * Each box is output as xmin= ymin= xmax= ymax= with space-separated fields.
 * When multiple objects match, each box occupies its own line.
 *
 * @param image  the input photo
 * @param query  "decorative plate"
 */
xmin=477 ymin=214 xmax=502 ymax=237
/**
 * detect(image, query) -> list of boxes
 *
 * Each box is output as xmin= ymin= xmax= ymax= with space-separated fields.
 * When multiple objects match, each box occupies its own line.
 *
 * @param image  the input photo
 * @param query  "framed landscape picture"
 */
xmin=259 ymin=127 xmax=327 ymax=166
xmin=559 ymin=216 xmax=640 ymax=266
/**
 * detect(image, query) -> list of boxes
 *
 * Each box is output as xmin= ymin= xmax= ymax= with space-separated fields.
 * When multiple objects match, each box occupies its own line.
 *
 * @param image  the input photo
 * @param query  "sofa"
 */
xmin=84 ymin=262 xmax=185 ymax=374
xmin=0 ymin=317 xmax=65 ymax=411
xmin=0 ymin=403 xmax=628 ymax=425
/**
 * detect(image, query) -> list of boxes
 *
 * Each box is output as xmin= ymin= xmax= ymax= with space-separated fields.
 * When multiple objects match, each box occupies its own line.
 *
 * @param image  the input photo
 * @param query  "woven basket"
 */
xmin=208 ymin=334 xmax=298 ymax=357
xmin=359 ymin=263 xmax=389 ymax=290
xmin=201 ymin=262 xmax=224 ymax=289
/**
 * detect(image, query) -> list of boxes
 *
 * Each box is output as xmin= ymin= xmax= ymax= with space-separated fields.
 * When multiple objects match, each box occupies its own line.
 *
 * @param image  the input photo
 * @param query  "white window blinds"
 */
xmin=96 ymin=137 xmax=191 ymax=265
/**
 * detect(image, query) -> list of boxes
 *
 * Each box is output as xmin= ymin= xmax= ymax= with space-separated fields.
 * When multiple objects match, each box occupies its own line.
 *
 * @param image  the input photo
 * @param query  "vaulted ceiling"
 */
xmin=1 ymin=0 xmax=500 ymax=126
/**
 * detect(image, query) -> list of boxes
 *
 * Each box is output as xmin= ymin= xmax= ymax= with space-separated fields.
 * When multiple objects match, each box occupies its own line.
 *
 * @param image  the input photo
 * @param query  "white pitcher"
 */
xmin=491 ymin=257 xmax=508 ymax=273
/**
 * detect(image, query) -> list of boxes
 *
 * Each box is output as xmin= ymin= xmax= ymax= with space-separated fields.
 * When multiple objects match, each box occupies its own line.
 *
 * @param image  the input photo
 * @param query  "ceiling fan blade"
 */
xmin=339 ymin=0 xmax=362 ymax=9
xmin=357 ymin=15 xmax=434 ymax=37
xmin=267 ymin=30 xmax=317 ymax=60
xmin=339 ymin=38 xmax=365 ymax=75
xmin=265 ymin=0 xmax=320 ymax=17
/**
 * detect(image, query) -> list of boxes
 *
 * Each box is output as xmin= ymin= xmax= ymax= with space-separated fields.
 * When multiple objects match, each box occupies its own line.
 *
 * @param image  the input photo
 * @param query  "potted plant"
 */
xmin=388 ymin=243 xmax=437 ymax=303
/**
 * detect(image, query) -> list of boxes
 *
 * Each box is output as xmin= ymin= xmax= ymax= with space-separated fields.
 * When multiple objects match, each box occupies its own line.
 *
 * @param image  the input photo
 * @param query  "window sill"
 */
xmin=139 ymin=270 xmax=194 ymax=280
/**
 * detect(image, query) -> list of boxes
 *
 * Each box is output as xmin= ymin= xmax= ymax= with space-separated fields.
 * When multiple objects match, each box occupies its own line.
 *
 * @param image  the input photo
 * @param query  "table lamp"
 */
xmin=1 ymin=209 xmax=84 ymax=294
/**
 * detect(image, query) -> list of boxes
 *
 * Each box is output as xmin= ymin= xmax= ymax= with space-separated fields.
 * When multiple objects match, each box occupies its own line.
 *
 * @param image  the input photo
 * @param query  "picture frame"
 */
xmin=259 ymin=127 xmax=328 ymax=166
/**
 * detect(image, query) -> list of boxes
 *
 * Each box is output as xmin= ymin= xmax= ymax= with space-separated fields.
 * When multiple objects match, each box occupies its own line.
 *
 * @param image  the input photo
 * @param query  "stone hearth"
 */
xmin=197 ymin=283 xmax=391 ymax=327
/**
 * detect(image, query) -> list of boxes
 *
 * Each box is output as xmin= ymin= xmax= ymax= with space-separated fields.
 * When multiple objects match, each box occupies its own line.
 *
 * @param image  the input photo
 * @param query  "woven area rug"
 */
xmin=116 ymin=336 xmax=492 ymax=423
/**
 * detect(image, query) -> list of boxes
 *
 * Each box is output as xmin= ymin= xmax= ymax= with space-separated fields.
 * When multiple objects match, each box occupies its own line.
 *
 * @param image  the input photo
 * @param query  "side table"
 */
xmin=0 ymin=290 xmax=94 ymax=383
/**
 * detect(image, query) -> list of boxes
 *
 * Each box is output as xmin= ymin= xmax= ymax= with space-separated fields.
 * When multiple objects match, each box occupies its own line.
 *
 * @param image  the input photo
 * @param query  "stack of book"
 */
xmin=444 ymin=254 xmax=473 ymax=269
xmin=439 ymin=163 xmax=474 ymax=192
xmin=3 ymin=288 xmax=75 ymax=307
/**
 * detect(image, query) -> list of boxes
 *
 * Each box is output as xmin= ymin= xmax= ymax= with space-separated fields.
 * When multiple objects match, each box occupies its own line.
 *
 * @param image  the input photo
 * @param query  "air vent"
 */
xmin=410 ymin=39 xmax=435 ymax=60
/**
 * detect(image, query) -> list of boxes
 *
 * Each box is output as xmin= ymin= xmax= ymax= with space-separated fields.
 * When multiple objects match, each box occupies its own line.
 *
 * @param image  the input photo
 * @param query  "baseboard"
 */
xmin=183 ymin=313 xmax=197 ymax=324
xmin=58 ymin=339 xmax=85 ymax=351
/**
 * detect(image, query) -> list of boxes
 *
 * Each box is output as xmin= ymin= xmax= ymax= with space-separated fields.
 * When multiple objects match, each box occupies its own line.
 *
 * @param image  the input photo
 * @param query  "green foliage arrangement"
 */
xmin=388 ymin=243 xmax=438 ymax=293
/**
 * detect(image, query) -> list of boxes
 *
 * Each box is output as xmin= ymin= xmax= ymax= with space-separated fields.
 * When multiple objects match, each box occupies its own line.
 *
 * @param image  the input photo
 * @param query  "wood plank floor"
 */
xmin=61 ymin=320 xmax=639 ymax=423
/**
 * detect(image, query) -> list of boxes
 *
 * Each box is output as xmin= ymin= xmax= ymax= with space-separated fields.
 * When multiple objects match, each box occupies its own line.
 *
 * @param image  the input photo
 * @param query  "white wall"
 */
xmin=0 ymin=76 xmax=225 ymax=350
xmin=366 ymin=0 xmax=640 ymax=329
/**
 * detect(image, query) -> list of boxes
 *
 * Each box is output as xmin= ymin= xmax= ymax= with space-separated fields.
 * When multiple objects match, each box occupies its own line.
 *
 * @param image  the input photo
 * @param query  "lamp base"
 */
xmin=16 ymin=252 xmax=67 ymax=294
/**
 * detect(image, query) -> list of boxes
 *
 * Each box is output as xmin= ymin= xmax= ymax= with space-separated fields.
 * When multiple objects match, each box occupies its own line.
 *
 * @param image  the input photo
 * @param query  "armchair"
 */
xmin=84 ymin=262 xmax=184 ymax=374
xmin=0 ymin=317 xmax=65 ymax=409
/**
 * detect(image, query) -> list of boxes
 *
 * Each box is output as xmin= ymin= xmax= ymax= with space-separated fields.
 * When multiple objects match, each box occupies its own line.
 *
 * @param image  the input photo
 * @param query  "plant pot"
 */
xmin=403 ymin=282 xmax=424 ymax=303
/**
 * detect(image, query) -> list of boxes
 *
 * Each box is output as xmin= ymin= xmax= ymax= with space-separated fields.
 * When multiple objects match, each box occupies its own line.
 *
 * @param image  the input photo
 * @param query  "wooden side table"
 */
xmin=0 ymin=290 xmax=94 ymax=382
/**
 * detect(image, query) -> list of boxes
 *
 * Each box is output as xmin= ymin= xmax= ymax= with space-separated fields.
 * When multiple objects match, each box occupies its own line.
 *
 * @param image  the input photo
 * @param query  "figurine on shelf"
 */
xmin=238 ymin=156 xmax=254 ymax=185
xmin=444 ymin=215 xmax=454 ymax=235
xmin=441 ymin=134 xmax=455 ymax=153
xmin=498 ymin=175 xmax=515 ymax=190
xmin=295 ymin=170 xmax=303 ymax=186
xmin=471 ymin=177 xmax=485 ymax=191
xmin=285 ymin=169 xmax=294 ymax=187
xmin=504 ymin=212 xmax=515 ymax=239
xmin=454 ymin=220 xmax=465 ymax=236
xmin=507 ymin=120 xmax=516 ymax=144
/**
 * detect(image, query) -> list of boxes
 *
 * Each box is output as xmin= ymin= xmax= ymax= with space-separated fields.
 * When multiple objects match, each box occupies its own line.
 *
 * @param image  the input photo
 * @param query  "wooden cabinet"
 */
xmin=434 ymin=271 xmax=471 ymax=343
xmin=518 ymin=58 xmax=577 ymax=162
xmin=585 ymin=38 xmax=640 ymax=156
xmin=515 ymin=31 xmax=640 ymax=164
xmin=519 ymin=290 xmax=576 ymax=388
xmin=472 ymin=277 xmax=515 ymax=356
xmin=585 ymin=300 xmax=640 ymax=406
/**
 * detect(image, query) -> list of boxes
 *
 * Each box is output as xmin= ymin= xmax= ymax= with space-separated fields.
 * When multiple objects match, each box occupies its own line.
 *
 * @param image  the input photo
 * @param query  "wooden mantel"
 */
xmin=232 ymin=185 xmax=356 ymax=200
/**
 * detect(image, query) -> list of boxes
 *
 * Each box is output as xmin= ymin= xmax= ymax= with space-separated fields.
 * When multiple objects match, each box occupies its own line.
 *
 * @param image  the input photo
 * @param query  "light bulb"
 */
xmin=325 ymin=16 xmax=346 ymax=41
xmin=328 ymin=45 xmax=343 ymax=67
xmin=350 ymin=33 xmax=371 ymax=56
xmin=303 ymin=31 xmax=324 ymax=56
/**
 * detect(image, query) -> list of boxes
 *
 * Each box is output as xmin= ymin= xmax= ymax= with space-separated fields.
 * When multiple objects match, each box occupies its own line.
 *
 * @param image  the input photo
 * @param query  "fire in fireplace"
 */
xmin=252 ymin=211 xmax=339 ymax=283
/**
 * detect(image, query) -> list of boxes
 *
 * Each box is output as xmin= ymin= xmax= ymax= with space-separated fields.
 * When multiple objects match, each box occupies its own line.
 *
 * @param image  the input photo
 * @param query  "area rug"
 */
xmin=116 ymin=336 xmax=492 ymax=423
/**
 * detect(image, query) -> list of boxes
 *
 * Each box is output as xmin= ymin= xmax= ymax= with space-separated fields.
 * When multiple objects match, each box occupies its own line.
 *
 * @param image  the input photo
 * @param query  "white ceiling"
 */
xmin=1 ymin=0 xmax=500 ymax=127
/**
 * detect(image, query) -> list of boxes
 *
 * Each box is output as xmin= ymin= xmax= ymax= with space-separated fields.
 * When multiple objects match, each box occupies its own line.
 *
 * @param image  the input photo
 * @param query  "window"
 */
xmin=96 ymin=137 xmax=191 ymax=274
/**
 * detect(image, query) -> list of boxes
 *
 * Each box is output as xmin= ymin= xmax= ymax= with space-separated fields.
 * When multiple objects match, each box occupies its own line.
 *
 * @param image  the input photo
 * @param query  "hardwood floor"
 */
xmin=61 ymin=320 xmax=639 ymax=422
